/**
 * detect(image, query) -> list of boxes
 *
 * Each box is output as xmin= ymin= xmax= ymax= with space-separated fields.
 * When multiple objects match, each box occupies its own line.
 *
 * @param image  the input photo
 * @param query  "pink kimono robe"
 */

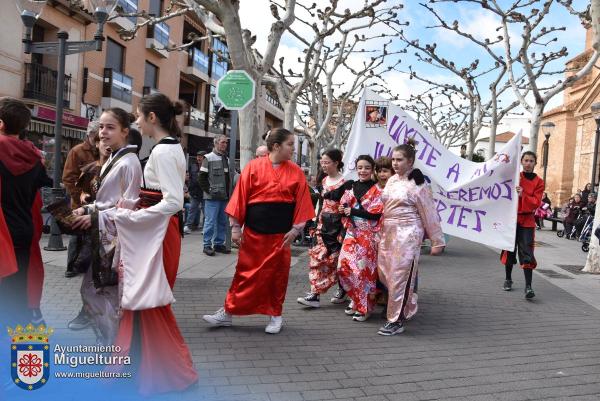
xmin=378 ymin=172 xmax=445 ymax=323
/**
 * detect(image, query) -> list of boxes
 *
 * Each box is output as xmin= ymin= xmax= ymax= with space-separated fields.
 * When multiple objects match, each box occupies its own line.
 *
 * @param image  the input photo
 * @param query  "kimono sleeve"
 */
xmin=363 ymin=185 xmax=384 ymax=215
xmin=340 ymin=189 xmax=354 ymax=230
xmin=225 ymin=161 xmax=252 ymax=223
xmin=415 ymin=184 xmax=445 ymax=248
xmin=292 ymin=169 xmax=316 ymax=225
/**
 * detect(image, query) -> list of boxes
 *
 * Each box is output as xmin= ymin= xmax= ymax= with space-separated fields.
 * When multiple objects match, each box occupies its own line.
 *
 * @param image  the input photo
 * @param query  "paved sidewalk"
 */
xmin=36 ymin=232 xmax=600 ymax=401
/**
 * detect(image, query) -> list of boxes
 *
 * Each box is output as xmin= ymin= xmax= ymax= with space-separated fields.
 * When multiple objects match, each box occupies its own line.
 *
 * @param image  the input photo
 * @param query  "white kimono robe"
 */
xmin=114 ymin=139 xmax=186 ymax=310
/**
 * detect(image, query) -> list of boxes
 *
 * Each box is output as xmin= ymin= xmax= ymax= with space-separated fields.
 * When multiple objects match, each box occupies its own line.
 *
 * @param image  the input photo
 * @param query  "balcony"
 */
xmin=23 ymin=63 xmax=71 ymax=108
xmin=102 ymin=68 xmax=133 ymax=112
xmin=142 ymin=86 xmax=159 ymax=96
xmin=110 ymin=0 xmax=138 ymax=31
xmin=146 ymin=22 xmax=170 ymax=58
xmin=184 ymin=47 xmax=210 ymax=82
xmin=183 ymin=105 xmax=206 ymax=137
xmin=263 ymin=90 xmax=284 ymax=120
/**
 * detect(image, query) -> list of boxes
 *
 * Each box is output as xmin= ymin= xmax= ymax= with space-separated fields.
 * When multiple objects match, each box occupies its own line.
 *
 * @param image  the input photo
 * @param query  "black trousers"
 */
xmin=501 ymin=225 xmax=537 ymax=269
xmin=0 ymin=247 xmax=32 ymax=327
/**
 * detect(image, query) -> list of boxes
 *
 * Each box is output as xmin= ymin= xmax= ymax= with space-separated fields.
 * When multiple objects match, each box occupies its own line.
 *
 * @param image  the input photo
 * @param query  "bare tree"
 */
xmin=429 ymin=0 xmax=600 ymax=152
xmin=403 ymin=91 xmax=470 ymax=148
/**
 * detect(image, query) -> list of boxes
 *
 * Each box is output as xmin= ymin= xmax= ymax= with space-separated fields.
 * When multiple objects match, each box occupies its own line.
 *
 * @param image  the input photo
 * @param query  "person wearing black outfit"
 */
xmin=0 ymin=97 xmax=52 ymax=327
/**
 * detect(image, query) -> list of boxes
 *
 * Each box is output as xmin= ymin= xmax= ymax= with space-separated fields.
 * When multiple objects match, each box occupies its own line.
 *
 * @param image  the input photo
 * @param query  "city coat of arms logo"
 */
xmin=8 ymin=323 xmax=53 ymax=390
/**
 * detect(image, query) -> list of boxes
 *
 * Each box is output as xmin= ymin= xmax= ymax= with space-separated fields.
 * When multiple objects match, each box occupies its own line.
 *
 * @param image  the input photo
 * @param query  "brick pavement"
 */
xmin=32 ymin=233 xmax=600 ymax=401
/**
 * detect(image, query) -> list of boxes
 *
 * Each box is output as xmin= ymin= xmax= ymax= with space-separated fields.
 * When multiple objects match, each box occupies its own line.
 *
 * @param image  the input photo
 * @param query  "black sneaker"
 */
xmin=214 ymin=245 xmax=231 ymax=254
xmin=377 ymin=320 xmax=404 ymax=336
xmin=65 ymin=269 xmax=78 ymax=278
xmin=502 ymin=280 xmax=513 ymax=291
xmin=525 ymin=286 xmax=535 ymax=299
xmin=297 ymin=293 xmax=320 ymax=308
xmin=330 ymin=286 xmax=347 ymax=304
xmin=203 ymin=247 xmax=216 ymax=256
xmin=68 ymin=308 xmax=91 ymax=330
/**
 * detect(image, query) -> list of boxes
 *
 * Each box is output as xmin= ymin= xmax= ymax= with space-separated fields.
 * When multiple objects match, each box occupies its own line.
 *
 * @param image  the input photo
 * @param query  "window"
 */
xmin=148 ymin=0 xmax=163 ymax=16
xmin=144 ymin=62 xmax=158 ymax=89
xmin=106 ymin=39 xmax=124 ymax=72
xmin=211 ymin=38 xmax=228 ymax=80
xmin=208 ymin=85 xmax=225 ymax=135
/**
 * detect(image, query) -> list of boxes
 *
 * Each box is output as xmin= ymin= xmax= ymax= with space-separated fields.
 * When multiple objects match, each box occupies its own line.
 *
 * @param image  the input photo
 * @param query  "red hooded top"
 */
xmin=517 ymin=171 xmax=545 ymax=228
xmin=0 ymin=134 xmax=44 ymax=284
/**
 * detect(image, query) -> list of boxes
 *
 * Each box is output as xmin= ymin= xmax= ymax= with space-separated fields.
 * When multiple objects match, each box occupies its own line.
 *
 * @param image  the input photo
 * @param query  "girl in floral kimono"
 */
xmin=377 ymin=139 xmax=445 ymax=336
xmin=297 ymin=149 xmax=348 ymax=308
xmin=71 ymin=108 xmax=141 ymax=346
xmin=337 ymin=155 xmax=384 ymax=321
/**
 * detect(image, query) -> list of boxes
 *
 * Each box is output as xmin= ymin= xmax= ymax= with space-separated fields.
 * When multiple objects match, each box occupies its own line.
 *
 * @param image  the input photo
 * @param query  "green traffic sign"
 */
xmin=216 ymin=70 xmax=256 ymax=111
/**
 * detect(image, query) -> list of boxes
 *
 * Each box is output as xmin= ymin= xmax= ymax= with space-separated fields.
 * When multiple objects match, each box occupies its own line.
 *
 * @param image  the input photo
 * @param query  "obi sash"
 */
xmin=245 ymin=202 xmax=295 ymax=234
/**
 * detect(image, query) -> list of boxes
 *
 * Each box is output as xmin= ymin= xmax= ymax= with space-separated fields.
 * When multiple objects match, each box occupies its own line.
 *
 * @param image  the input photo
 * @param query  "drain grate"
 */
xmin=534 ymin=241 xmax=555 ymax=248
xmin=555 ymin=264 xmax=586 ymax=275
xmin=290 ymin=247 xmax=307 ymax=257
xmin=536 ymin=269 xmax=574 ymax=279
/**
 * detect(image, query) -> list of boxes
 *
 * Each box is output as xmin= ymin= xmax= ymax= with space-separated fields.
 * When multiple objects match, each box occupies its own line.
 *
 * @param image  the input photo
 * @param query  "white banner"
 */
xmin=342 ymin=89 xmax=521 ymax=250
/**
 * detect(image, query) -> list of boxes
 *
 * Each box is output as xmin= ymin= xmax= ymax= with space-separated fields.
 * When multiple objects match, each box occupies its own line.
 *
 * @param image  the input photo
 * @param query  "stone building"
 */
xmin=539 ymin=28 xmax=600 ymax=206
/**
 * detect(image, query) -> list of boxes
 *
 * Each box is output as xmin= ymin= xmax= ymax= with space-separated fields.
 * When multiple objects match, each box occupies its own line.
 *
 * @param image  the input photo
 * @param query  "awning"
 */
xmin=29 ymin=119 xmax=87 ymax=140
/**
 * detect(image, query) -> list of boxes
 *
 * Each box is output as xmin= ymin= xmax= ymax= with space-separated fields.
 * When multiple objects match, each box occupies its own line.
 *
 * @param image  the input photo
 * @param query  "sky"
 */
xmin=238 ymin=0 xmax=591 ymax=134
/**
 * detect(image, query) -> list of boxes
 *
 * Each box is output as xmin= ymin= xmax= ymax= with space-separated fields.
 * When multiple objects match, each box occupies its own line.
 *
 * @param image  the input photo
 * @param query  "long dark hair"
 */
xmin=355 ymin=154 xmax=375 ymax=169
xmin=323 ymin=148 xmax=344 ymax=171
xmin=138 ymin=93 xmax=184 ymax=137
xmin=262 ymin=128 xmax=293 ymax=151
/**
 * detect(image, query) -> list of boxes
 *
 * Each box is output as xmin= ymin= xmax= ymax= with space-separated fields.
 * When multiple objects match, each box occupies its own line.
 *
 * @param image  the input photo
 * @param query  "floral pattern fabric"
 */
xmin=377 ymin=173 xmax=445 ymax=323
xmin=308 ymin=177 xmax=345 ymax=294
xmin=337 ymin=184 xmax=383 ymax=315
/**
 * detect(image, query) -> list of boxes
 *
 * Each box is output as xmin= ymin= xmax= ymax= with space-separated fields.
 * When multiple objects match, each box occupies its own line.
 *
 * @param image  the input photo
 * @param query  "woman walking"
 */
xmin=110 ymin=93 xmax=198 ymax=395
xmin=377 ymin=140 xmax=445 ymax=336
xmin=202 ymin=128 xmax=315 ymax=334
xmin=337 ymin=155 xmax=384 ymax=322
xmin=297 ymin=149 xmax=348 ymax=308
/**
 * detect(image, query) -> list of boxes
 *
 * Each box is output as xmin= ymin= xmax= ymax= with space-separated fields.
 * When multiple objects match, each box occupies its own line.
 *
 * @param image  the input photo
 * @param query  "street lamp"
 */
xmin=297 ymin=133 xmax=305 ymax=167
xmin=541 ymin=121 xmax=555 ymax=183
xmin=591 ymin=102 xmax=600 ymax=193
xmin=16 ymin=0 xmax=117 ymax=250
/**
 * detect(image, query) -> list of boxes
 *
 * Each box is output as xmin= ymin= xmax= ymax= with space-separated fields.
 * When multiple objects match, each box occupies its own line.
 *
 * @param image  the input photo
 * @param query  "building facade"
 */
xmin=0 ymin=0 xmax=283 ymax=169
xmin=539 ymin=28 xmax=600 ymax=206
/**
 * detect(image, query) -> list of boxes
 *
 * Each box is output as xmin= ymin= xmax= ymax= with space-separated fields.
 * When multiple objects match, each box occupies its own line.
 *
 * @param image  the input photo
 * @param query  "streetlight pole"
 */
xmin=16 ymin=0 xmax=116 ymax=250
xmin=591 ymin=103 xmax=600 ymax=193
xmin=297 ymin=134 xmax=304 ymax=167
xmin=540 ymin=121 xmax=555 ymax=185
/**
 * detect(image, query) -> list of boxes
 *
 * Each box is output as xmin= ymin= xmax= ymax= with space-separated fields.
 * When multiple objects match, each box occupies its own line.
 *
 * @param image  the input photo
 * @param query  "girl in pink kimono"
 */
xmin=377 ymin=140 xmax=445 ymax=336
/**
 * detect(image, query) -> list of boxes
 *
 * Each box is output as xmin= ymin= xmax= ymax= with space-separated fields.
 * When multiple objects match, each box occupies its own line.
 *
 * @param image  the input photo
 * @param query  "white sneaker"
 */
xmin=202 ymin=307 xmax=232 ymax=326
xmin=344 ymin=301 xmax=356 ymax=316
xmin=183 ymin=226 xmax=192 ymax=234
xmin=265 ymin=316 xmax=283 ymax=334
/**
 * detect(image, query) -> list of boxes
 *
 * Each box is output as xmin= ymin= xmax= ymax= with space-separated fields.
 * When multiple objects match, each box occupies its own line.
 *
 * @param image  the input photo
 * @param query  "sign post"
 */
xmin=216 ymin=70 xmax=255 ymax=251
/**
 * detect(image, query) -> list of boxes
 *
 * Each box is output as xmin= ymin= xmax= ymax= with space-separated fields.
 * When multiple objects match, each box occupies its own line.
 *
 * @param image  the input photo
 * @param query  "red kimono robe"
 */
xmin=224 ymin=156 xmax=315 ymax=316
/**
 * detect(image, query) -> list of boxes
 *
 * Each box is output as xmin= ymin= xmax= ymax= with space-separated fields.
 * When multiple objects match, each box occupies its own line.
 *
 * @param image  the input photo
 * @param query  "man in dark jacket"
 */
xmin=184 ymin=150 xmax=205 ymax=234
xmin=199 ymin=135 xmax=231 ymax=256
xmin=62 ymin=120 xmax=99 ymax=279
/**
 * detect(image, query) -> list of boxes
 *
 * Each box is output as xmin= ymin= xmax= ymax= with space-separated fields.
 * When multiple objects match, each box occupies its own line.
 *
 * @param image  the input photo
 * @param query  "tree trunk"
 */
xmin=308 ymin=141 xmax=319 ymax=176
xmin=583 ymin=197 xmax=600 ymax=273
xmin=238 ymin=100 xmax=260 ymax=168
xmin=528 ymin=102 xmax=545 ymax=153
xmin=283 ymin=100 xmax=296 ymax=132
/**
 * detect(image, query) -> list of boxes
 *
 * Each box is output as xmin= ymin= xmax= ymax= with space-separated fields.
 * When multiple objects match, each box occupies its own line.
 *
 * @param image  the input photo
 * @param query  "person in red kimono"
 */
xmin=501 ymin=151 xmax=545 ymax=299
xmin=337 ymin=155 xmax=384 ymax=322
xmin=0 ymin=97 xmax=51 ymax=328
xmin=203 ymin=128 xmax=315 ymax=334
